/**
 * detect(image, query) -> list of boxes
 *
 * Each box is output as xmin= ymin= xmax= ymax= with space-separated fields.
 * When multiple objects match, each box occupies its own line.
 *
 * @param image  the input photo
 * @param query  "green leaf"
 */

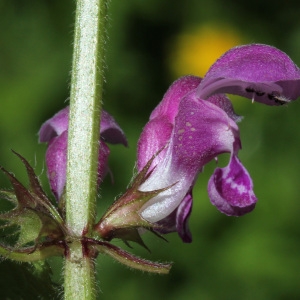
xmin=0 ymin=260 xmax=59 ymax=299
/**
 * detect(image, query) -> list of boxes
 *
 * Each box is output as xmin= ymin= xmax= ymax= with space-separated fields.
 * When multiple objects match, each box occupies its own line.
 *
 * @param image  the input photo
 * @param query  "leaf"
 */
xmin=0 ymin=260 xmax=59 ymax=299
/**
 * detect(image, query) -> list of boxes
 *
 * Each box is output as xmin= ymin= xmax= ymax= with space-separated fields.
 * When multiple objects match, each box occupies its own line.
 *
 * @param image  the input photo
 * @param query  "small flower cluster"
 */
xmin=1 ymin=44 xmax=299 ymax=273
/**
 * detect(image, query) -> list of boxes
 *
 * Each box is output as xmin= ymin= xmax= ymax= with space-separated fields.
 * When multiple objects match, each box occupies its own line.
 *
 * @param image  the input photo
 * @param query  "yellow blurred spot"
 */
xmin=168 ymin=25 xmax=243 ymax=78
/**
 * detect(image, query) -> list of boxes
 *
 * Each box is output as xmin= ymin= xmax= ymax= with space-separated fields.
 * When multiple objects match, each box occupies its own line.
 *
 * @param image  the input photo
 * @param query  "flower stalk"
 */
xmin=64 ymin=0 xmax=108 ymax=299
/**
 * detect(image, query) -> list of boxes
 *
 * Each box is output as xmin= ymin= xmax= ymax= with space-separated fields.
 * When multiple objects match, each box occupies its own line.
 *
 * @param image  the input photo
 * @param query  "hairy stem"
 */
xmin=64 ymin=0 xmax=108 ymax=299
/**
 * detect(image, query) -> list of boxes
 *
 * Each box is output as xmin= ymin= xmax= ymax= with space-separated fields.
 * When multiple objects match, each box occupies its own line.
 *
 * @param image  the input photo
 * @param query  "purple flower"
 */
xmin=39 ymin=107 xmax=127 ymax=200
xmin=137 ymin=44 xmax=300 ymax=242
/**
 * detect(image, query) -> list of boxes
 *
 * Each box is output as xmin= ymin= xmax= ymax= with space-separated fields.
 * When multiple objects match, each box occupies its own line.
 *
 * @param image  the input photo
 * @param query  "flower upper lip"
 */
xmin=197 ymin=44 xmax=300 ymax=105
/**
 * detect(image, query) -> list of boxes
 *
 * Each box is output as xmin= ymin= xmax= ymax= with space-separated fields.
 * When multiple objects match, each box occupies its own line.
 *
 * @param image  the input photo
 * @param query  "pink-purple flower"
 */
xmin=38 ymin=44 xmax=300 ymax=246
xmin=39 ymin=107 xmax=127 ymax=200
xmin=136 ymin=44 xmax=300 ymax=242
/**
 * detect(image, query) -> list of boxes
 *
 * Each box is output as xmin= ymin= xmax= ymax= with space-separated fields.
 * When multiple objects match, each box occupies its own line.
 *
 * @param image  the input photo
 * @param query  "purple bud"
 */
xmin=39 ymin=107 xmax=127 ymax=200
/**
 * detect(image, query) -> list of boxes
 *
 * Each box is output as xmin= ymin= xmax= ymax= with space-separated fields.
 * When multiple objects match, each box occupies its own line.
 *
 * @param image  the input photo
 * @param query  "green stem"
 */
xmin=64 ymin=0 xmax=108 ymax=299
xmin=64 ymin=240 xmax=96 ymax=299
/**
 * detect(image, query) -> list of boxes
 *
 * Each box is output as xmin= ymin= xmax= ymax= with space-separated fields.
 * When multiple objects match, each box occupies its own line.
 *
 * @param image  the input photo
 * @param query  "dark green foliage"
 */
xmin=0 ymin=260 xmax=58 ymax=299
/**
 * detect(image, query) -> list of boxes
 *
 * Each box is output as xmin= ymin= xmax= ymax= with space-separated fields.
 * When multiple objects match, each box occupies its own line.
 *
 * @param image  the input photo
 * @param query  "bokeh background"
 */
xmin=1 ymin=0 xmax=300 ymax=299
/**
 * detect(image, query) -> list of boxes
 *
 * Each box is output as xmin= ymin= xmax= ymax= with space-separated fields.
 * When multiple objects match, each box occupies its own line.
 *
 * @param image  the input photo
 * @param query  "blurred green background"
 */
xmin=1 ymin=0 xmax=300 ymax=299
